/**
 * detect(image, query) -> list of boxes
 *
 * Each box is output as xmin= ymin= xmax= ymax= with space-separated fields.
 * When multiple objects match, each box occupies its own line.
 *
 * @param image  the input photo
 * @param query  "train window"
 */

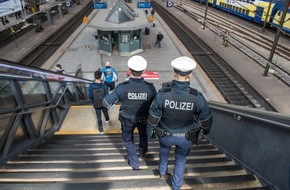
xmin=242 ymin=9 xmax=245 ymax=14
xmin=239 ymin=8 xmax=242 ymax=12
xmin=246 ymin=10 xmax=249 ymax=15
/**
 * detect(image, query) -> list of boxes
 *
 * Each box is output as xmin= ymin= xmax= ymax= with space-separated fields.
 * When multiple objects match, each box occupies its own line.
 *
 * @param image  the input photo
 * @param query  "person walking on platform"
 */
xmin=1 ymin=16 xmax=9 ymax=26
xmin=101 ymin=61 xmax=118 ymax=92
xmin=24 ymin=3 xmax=32 ymax=15
xmin=103 ymin=55 xmax=157 ymax=170
xmin=88 ymin=69 xmax=110 ymax=134
xmin=155 ymin=31 xmax=164 ymax=48
xmin=147 ymin=56 xmax=213 ymax=190
xmin=15 ymin=11 xmax=22 ymax=20
xmin=1 ymin=17 xmax=5 ymax=26
xmin=55 ymin=64 xmax=65 ymax=74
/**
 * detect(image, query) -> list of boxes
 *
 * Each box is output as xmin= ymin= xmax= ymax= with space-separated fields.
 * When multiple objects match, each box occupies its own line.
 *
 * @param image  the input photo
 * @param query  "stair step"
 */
xmin=0 ymin=133 xmax=266 ymax=189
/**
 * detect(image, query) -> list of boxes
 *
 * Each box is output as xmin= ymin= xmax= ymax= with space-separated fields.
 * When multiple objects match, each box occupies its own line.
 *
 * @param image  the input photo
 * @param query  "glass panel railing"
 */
xmin=0 ymin=59 xmax=92 ymax=163
xmin=19 ymin=80 xmax=47 ymax=105
xmin=49 ymin=81 xmax=64 ymax=97
xmin=0 ymin=79 xmax=17 ymax=110
xmin=0 ymin=59 xmax=92 ymax=108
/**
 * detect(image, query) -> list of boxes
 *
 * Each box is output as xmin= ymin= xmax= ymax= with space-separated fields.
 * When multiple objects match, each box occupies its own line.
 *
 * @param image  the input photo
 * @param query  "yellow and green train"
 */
xmin=196 ymin=0 xmax=290 ymax=33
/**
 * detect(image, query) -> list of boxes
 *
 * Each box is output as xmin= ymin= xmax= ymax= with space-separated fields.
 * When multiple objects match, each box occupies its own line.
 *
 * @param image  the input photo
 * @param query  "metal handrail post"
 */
xmin=263 ymin=0 xmax=290 ymax=76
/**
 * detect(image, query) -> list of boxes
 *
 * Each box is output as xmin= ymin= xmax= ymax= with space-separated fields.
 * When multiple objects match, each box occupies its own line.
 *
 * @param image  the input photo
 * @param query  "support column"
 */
xmin=46 ymin=8 xmax=54 ymax=25
xmin=58 ymin=4 xmax=64 ymax=19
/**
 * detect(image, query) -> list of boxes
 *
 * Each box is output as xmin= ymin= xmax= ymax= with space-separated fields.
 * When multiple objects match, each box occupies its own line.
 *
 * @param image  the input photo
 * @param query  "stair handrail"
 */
xmin=74 ymin=63 xmax=82 ymax=77
xmin=0 ymin=59 xmax=92 ymax=84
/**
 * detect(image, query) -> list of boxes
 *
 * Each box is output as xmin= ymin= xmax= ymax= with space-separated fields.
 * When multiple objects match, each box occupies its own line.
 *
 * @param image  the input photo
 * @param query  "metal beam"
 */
xmin=263 ymin=0 xmax=290 ymax=76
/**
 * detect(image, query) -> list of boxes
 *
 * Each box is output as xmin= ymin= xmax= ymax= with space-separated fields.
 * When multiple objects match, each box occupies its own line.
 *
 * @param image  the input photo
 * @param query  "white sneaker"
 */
xmin=100 ymin=132 xmax=104 ymax=134
xmin=105 ymin=120 xmax=110 ymax=124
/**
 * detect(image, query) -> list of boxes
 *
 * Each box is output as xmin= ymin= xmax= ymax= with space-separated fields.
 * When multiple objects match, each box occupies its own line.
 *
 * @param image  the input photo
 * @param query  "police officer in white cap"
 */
xmin=103 ymin=55 xmax=157 ymax=170
xmin=147 ymin=56 xmax=212 ymax=190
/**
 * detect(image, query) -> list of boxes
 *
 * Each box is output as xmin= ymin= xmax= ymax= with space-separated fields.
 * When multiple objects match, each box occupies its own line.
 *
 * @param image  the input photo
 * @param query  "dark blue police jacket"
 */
xmin=147 ymin=80 xmax=212 ymax=134
xmin=103 ymin=77 xmax=157 ymax=121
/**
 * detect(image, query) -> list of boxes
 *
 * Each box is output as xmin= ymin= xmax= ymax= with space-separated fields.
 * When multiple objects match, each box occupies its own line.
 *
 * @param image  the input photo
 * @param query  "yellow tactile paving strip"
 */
xmin=57 ymin=105 xmax=140 ymax=135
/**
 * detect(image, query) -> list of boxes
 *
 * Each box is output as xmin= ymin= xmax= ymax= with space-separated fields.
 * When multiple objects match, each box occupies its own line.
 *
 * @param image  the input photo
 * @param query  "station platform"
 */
xmin=44 ymin=0 xmax=290 ymax=116
xmin=0 ymin=0 xmax=92 ymax=62
xmin=0 ymin=0 xmax=288 ymax=135
xmin=0 ymin=0 xmax=62 ymax=32
xmin=40 ymin=0 xmax=225 ymax=134
xmin=155 ymin=0 xmax=290 ymax=115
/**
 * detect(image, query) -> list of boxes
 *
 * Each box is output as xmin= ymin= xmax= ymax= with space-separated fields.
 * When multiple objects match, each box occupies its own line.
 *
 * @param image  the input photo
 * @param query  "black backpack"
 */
xmin=92 ymin=87 xmax=105 ymax=108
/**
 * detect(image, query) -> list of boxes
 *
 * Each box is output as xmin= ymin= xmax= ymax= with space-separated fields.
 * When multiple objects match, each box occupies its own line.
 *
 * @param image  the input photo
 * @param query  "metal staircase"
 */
xmin=0 ymin=59 xmax=289 ymax=190
xmin=0 ymin=134 xmax=267 ymax=190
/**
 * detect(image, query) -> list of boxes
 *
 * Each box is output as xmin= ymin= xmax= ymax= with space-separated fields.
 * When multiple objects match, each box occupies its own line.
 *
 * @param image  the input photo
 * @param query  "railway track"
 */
xmin=152 ymin=0 xmax=277 ymax=111
xmin=174 ymin=0 xmax=290 ymax=86
xmin=178 ymin=0 xmax=290 ymax=60
xmin=0 ymin=3 xmax=93 ymax=94
xmin=18 ymin=3 xmax=93 ymax=67
xmin=0 ymin=2 xmax=281 ymax=190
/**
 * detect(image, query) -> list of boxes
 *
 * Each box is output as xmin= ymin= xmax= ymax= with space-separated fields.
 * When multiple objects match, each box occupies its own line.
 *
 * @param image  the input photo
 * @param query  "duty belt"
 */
xmin=163 ymin=131 xmax=186 ymax=137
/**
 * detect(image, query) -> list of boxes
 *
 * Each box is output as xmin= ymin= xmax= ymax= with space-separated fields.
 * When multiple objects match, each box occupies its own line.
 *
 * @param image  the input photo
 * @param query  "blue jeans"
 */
xmin=94 ymin=107 xmax=109 ymax=132
xmin=155 ymin=40 xmax=161 ymax=48
xmin=104 ymin=81 xmax=115 ymax=92
xmin=159 ymin=135 xmax=192 ymax=190
xmin=121 ymin=118 xmax=148 ymax=170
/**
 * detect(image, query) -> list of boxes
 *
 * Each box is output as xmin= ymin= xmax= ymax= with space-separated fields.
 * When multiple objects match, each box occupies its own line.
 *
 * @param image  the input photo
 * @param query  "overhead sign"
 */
xmin=93 ymin=2 xmax=107 ymax=9
xmin=66 ymin=0 xmax=72 ymax=7
xmin=137 ymin=2 xmax=151 ymax=8
xmin=167 ymin=1 xmax=173 ymax=7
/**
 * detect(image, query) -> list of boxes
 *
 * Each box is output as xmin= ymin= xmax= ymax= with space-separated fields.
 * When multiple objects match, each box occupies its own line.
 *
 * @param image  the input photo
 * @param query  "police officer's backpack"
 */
xmin=92 ymin=88 xmax=105 ymax=108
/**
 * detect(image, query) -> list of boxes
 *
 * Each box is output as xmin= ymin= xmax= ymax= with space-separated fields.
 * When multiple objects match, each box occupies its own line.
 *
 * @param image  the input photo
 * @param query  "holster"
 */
xmin=118 ymin=114 xmax=124 ymax=124
xmin=185 ymin=128 xmax=204 ymax=145
xmin=154 ymin=127 xmax=165 ymax=137
xmin=193 ymin=129 xmax=204 ymax=146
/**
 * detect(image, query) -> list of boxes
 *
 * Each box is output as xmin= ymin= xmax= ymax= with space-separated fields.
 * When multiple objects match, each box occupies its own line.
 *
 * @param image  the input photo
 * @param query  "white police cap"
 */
xmin=127 ymin=55 xmax=147 ymax=71
xmin=171 ymin=56 xmax=197 ymax=75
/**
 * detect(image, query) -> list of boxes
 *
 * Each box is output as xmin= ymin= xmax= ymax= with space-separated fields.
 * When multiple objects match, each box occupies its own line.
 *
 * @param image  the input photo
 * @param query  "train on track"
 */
xmin=194 ymin=0 xmax=290 ymax=33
